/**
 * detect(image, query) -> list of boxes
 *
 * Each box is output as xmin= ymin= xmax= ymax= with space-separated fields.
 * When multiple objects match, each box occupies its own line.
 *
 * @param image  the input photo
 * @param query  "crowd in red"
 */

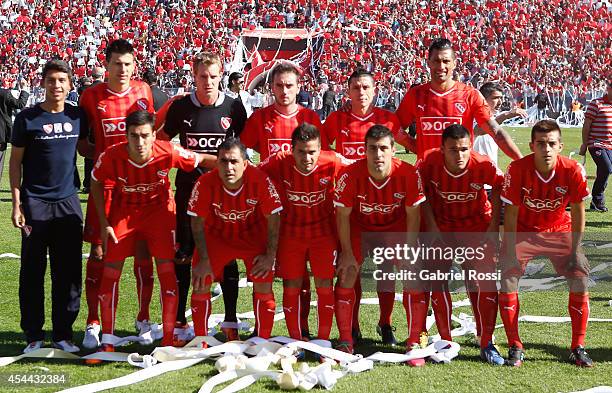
xmin=0 ymin=0 xmax=609 ymax=103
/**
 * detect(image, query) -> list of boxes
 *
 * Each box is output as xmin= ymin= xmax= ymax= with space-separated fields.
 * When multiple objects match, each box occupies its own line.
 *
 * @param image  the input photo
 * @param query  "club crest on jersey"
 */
xmin=220 ymin=117 xmax=232 ymax=130
xmin=320 ymin=177 xmax=330 ymax=185
xmin=157 ymin=170 xmax=168 ymax=178
xmin=246 ymin=198 xmax=258 ymax=206
xmin=137 ymin=99 xmax=149 ymax=110
xmin=394 ymin=192 xmax=406 ymax=199
xmin=360 ymin=201 xmax=401 ymax=214
xmin=524 ymin=196 xmax=562 ymax=211
xmin=470 ymin=183 xmax=483 ymax=190
xmin=454 ymin=102 xmax=466 ymax=114
xmin=556 ymin=186 xmax=567 ymax=195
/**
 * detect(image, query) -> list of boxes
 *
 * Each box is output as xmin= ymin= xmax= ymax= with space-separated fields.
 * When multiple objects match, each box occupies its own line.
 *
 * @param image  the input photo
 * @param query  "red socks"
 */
xmin=473 ymin=291 xmax=498 ymax=348
xmin=403 ymin=291 xmax=428 ymax=345
xmin=99 ymin=267 xmax=121 ymax=335
xmin=335 ymin=286 xmax=355 ymax=343
xmin=499 ymin=292 xmax=522 ymax=348
xmin=316 ymin=287 xmax=334 ymax=340
xmin=157 ymin=263 xmax=178 ymax=345
xmin=283 ymin=287 xmax=302 ymax=339
xmin=254 ymin=292 xmax=276 ymax=339
xmin=191 ymin=292 xmax=212 ymax=336
xmin=85 ymin=259 xmax=104 ymax=324
xmin=352 ymin=276 xmax=362 ymax=331
xmin=134 ymin=257 xmax=154 ymax=322
xmin=377 ymin=291 xmax=395 ymax=327
xmin=431 ymin=290 xmax=453 ymax=341
xmin=569 ymin=292 xmax=589 ymax=349
xmin=300 ymin=277 xmax=311 ymax=334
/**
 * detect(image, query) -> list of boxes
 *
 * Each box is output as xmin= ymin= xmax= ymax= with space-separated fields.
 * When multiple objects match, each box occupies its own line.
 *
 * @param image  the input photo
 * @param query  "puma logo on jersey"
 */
xmin=97 ymin=104 xmax=107 ymax=112
xmin=165 ymin=289 xmax=176 ymax=297
xmin=183 ymin=119 xmax=193 ymax=127
xmin=340 ymin=129 xmax=350 ymax=136
xmin=417 ymin=104 xmax=426 ymax=112
xmin=324 ymin=305 xmax=334 ymax=310
xmin=117 ymin=176 xmax=127 ymax=183
xmin=283 ymin=307 xmax=293 ymax=312
xmin=485 ymin=297 xmax=497 ymax=303
xmin=357 ymin=194 xmax=367 ymax=200
xmin=522 ymin=187 xmax=531 ymax=194
xmin=264 ymin=125 xmax=273 ymax=133
xmin=283 ymin=180 xmax=292 ymax=186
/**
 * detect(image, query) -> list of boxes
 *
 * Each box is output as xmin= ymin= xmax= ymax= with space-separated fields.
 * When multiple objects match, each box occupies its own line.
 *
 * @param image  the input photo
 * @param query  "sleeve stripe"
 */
xmin=90 ymin=173 xmax=99 ymax=182
xmin=333 ymin=201 xmax=346 ymax=207
xmin=186 ymin=211 xmax=198 ymax=217
xmin=500 ymin=196 xmax=514 ymax=205
xmin=270 ymin=207 xmax=283 ymax=215
xmin=411 ymin=195 xmax=426 ymax=207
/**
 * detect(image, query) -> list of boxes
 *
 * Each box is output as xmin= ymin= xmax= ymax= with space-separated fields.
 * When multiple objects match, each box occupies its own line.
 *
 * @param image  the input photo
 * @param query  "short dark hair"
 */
xmin=221 ymin=136 xmax=248 ymax=160
xmin=270 ymin=63 xmax=300 ymax=84
xmin=442 ymin=124 xmax=470 ymax=143
xmin=42 ymin=59 xmax=73 ymax=81
xmin=291 ymin=123 xmax=320 ymax=147
xmin=105 ymin=39 xmax=135 ymax=63
xmin=428 ymin=38 xmax=455 ymax=59
xmin=480 ymin=82 xmax=503 ymax=99
xmin=142 ymin=69 xmax=157 ymax=85
xmin=125 ymin=110 xmax=155 ymax=131
xmin=531 ymin=120 xmax=562 ymax=141
xmin=228 ymin=72 xmax=244 ymax=85
xmin=348 ymin=68 xmax=374 ymax=87
xmin=365 ymin=125 xmax=394 ymax=146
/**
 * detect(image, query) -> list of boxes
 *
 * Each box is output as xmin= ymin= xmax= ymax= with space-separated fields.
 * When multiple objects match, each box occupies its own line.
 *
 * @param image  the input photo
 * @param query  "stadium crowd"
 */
xmin=0 ymin=0 xmax=609 ymax=109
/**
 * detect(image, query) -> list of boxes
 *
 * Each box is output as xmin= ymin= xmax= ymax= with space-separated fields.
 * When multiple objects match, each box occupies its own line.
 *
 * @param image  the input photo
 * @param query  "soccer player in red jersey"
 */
xmin=89 ymin=111 xmax=215 ymax=355
xmin=322 ymin=68 xmax=410 ymax=344
xmin=188 ymin=138 xmax=282 ymax=339
xmin=260 ymin=123 xmax=350 ymax=341
xmin=418 ymin=124 xmax=505 ymax=365
xmin=334 ymin=125 xmax=425 ymax=354
xmin=500 ymin=120 xmax=592 ymax=367
xmin=241 ymin=63 xmax=325 ymax=335
xmin=240 ymin=63 xmax=326 ymax=161
xmin=396 ymin=38 xmax=522 ymax=161
xmin=79 ymin=39 xmax=156 ymax=349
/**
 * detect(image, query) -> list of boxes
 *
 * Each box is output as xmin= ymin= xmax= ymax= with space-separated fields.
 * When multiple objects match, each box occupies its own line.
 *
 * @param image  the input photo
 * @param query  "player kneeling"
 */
xmin=188 ymin=138 xmax=282 ymax=341
xmin=500 ymin=120 xmax=592 ymax=367
xmin=90 ymin=110 xmax=215 ymax=357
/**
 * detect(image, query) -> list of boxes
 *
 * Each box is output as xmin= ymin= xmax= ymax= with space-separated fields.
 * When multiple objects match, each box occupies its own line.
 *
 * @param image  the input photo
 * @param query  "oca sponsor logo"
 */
xmin=523 ymin=196 xmax=562 ymax=211
xmin=286 ymin=189 xmax=326 ymax=207
xmin=342 ymin=142 xmax=365 ymax=158
xmin=123 ymin=180 xmax=163 ymax=193
xmin=268 ymin=139 xmax=292 ymax=154
xmin=215 ymin=207 xmax=255 ymax=222
xmin=359 ymin=202 xmax=400 ymax=215
xmin=419 ymin=117 xmax=462 ymax=136
xmin=437 ymin=190 xmax=477 ymax=203
xmin=186 ymin=133 xmax=225 ymax=152
xmin=102 ymin=117 xmax=127 ymax=137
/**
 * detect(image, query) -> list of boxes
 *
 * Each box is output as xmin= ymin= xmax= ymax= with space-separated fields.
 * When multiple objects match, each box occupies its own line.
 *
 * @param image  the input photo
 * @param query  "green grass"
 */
xmin=0 ymin=127 xmax=610 ymax=392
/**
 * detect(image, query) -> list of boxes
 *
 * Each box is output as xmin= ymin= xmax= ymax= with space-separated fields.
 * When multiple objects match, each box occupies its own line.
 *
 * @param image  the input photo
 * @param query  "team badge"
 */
xmin=137 ymin=99 xmax=148 ymax=110
xmin=455 ymin=103 xmax=466 ymax=114
xmin=220 ymin=117 xmax=232 ymax=130
xmin=43 ymin=124 xmax=53 ymax=134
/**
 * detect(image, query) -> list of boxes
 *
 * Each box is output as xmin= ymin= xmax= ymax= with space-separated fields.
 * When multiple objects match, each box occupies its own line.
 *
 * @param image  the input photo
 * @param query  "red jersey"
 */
xmin=501 ymin=155 xmax=590 ymax=232
xmin=260 ymin=150 xmax=350 ymax=239
xmin=322 ymin=108 xmax=402 ymax=159
xmin=91 ymin=140 xmax=197 ymax=208
xmin=396 ymin=82 xmax=491 ymax=159
xmin=187 ymin=165 xmax=283 ymax=244
xmin=418 ymin=149 xmax=504 ymax=231
xmin=334 ymin=158 xmax=425 ymax=232
xmin=79 ymin=80 xmax=154 ymax=159
xmin=240 ymin=105 xmax=325 ymax=160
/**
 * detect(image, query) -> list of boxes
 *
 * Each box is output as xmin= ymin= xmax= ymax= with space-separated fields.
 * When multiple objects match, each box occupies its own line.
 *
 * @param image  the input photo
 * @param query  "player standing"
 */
xmin=79 ymin=39 xmax=156 ymax=348
xmin=334 ymin=125 xmax=425 ymax=354
xmin=500 ymin=120 xmax=592 ymax=367
xmin=188 ymin=138 xmax=282 ymax=340
xmin=158 ymin=52 xmax=247 ymax=343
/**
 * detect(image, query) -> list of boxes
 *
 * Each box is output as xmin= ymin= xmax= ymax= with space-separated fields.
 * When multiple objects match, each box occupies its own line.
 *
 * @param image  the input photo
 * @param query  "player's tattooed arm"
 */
xmin=395 ymin=131 xmax=417 ymax=154
xmin=482 ymin=118 xmax=523 ymax=161
xmin=252 ymin=213 xmax=280 ymax=278
xmin=191 ymin=216 xmax=213 ymax=290
xmin=569 ymin=201 xmax=589 ymax=275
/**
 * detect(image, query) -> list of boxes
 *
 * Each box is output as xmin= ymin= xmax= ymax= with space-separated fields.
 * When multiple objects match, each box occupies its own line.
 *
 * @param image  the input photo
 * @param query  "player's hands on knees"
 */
xmin=252 ymin=253 xmax=275 ymax=279
xmin=499 ymin=252 xmax=520 ymax=274
xmin=102 ymin=226 xmax=118 ymax=256
xmin=569 ymin=251 xmax=590 ymax=275
xmin=11 ymin=205 xmax=25 ymax=228
xmin=336 ymin=251 xmax=358 ymax=279
xmin=192 ymin=260 xmax=213 ymax=291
